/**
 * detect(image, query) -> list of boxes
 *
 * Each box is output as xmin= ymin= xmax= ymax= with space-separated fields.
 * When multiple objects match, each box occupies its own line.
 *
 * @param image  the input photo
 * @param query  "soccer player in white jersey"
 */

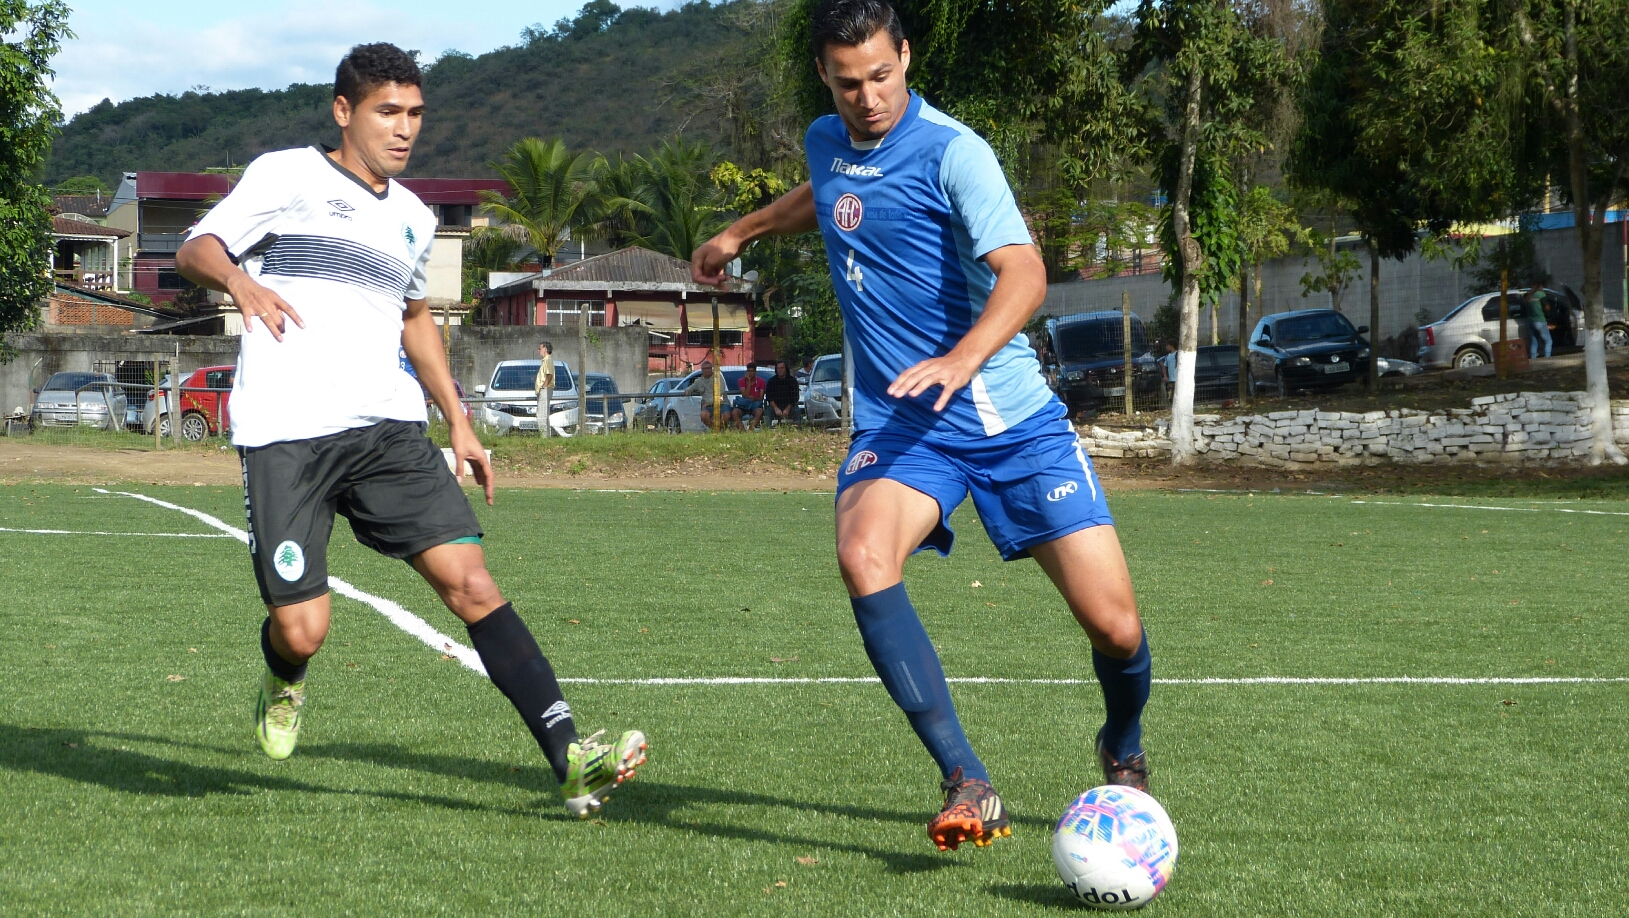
xmin=694 ymin=0 xmax=1153 ymax=851
xmin=175 ymin=44 xmax=645 ymax=818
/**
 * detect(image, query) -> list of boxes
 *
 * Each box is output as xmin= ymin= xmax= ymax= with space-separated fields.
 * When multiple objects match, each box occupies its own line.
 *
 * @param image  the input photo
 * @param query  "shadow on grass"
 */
xmin=0 ymin=726 xmax=985 ymax=875
xmin=987 ymin=882 xmax=1084 ymax=910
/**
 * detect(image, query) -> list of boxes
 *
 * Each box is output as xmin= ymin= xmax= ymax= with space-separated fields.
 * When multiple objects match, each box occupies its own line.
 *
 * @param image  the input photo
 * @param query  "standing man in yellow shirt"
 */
xmin=536 ymin=341 xmax=555 ymax=437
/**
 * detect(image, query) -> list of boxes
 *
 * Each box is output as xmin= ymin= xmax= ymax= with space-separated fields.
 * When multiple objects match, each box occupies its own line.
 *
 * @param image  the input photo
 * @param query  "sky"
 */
xmin=49 ymin=0 xmax=608 ymax=118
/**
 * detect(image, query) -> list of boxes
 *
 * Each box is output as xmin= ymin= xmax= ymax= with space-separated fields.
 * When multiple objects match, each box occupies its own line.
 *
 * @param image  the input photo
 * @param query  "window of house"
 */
xmin=684 ymin=329 xmax=743 ymax=347
xmin=545 ymin=299 xmax=606 ymax=327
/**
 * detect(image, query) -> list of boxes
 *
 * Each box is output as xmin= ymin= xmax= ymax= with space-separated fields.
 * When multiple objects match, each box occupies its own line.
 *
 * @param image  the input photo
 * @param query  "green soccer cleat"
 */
xmin=256 ymin=669 xmax=305 ymax=760
xmin=561 ymin=729 xmax=648 ymax=818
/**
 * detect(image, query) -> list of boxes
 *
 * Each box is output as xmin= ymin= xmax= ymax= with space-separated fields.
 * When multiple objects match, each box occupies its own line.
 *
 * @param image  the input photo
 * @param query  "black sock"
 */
xmin=466 ymin=603 xmax=577 ymax=784
xmin=260 ymin=618 xmax=308 ymax=683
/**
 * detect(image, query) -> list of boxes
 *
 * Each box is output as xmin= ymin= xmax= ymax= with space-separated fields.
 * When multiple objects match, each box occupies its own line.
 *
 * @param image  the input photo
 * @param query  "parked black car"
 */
xmin=1194 ymin=345 xmax=1242 ymax=402
xmin=1040 ymin=311 xmax=1161 ymax=412
xmin=1246 ymin=309 xmax=1371 ymax=396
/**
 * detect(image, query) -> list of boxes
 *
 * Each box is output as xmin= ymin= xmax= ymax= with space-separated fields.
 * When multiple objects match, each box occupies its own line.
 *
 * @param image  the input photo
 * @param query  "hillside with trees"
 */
xmin=45 ymin=0 xmax=752 ymax=186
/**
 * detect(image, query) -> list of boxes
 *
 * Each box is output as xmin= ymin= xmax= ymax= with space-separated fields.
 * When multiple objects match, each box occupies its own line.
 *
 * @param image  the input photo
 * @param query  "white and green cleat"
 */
xmin=255 ymin=669 xmax=305 ymax=760
xmin=561 ymin=729 xmax=647 ymax=818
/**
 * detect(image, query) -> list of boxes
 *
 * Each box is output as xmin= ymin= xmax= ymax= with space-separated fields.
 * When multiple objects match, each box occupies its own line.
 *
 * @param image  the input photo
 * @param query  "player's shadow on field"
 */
xmin=0 ymin=725 xmax=535 ymax=818
xmin=301 ymin=740 xmax=1057 ymax=875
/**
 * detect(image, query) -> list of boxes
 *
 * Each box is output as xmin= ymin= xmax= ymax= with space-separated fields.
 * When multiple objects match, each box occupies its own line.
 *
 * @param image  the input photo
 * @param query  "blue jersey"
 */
xmin=807 ymin=92 xmax=1054 ymax=439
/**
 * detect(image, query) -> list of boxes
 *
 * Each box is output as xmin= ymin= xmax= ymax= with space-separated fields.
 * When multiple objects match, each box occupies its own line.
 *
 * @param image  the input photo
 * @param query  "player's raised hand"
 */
xmin=228 ymin=274 xmax=305 ymax=342
xmin=450 ymin=423 xmax=495 ymax=505
xmin=691 ymin=232 xmax=739 ymax=288
xmin=889 ymin=354 xmax=981 ymax=412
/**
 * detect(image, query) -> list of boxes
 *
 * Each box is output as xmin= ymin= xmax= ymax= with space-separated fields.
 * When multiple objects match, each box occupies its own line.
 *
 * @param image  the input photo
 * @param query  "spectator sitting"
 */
xmin=689 ymin=362 xmax=729 ymax=429
xmin=732 ymin=363 xmax=768 ymax=431
xmin=765 ymin=360 xmax=800 ymax=427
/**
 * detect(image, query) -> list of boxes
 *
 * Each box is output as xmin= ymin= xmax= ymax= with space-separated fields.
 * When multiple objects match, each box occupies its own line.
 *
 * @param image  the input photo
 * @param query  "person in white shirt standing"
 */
xmin=175 ymin=43 xmax=645 ymax=818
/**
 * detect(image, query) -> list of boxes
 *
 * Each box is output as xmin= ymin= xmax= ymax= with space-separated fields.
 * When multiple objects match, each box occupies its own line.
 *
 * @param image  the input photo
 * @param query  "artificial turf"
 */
xmin=0 ymin=483 xmax=1625 ymax=916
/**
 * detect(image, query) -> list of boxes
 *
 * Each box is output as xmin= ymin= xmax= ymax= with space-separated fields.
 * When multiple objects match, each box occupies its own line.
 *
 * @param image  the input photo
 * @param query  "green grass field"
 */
xmin=1 ymin=482 xmax=1626 ymax=916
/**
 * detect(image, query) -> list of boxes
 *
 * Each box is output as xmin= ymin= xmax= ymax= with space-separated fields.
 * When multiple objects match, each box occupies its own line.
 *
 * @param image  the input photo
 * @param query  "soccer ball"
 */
xmin=1051 ymin=785 xmax=1178 ymax=910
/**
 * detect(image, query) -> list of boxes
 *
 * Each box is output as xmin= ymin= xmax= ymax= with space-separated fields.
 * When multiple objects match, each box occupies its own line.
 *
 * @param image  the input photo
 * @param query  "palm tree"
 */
xmin=626 ymin=137 xmax=731 ymax=261
xmin=480 ymin=138 xmax=602 ymax=266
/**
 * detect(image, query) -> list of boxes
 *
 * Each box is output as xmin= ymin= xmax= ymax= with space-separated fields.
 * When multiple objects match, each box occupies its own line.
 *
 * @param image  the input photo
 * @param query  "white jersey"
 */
xmin=188 ymin=146 xmax=437 ymax=447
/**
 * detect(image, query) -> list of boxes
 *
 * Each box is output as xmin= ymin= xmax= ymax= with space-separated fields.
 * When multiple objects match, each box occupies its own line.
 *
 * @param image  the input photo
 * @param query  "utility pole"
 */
xmin=1497 ymin=269 xmax=1509 ymax=380
xmin=577 ymin=305 xmax=589 ymax=436
xmin=711 ymin=297 xmax=722 ymax=431
xmin=1122 ymin=291 xmax=1134 ymax=416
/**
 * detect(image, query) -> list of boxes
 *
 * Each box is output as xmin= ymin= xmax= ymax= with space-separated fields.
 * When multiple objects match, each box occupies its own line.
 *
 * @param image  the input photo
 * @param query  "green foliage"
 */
xmin=46 ymin=2 xmax=744 ymax=188
xmin=785 ymin=260 xmax=843 ymax=365
xmin=1235 ymin=185 xmax=1298 ymax=268
xmin=1290 ymin=0 xmax=1525 ymax=263
xmin=1297 ymin=232 xmax=1363 ymax=309
xmin=1157 ymin=147 xmax=1241 ymax=307
xmin=711 ymin=161 xmax=788 ymax=214
xmin=461 ymin=227 xmax=527 ymax=302
xmin=0 ymin=0 xmax=69 ymax=356
xmin=49 ymin=174 xmax=108 ymax=195
xmin=480 ymin=138 xmax=604 ymax=264
xmin=781 ymin=0 xmax=1135 ymax=184
xmin=617 ymin=137 xmax=732 ymax=261
xmin=1468 ymin=220 xmax=1552 ymax=292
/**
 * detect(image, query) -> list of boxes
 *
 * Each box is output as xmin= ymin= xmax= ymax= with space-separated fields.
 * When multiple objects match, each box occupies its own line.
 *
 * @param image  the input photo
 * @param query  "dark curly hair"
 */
xmin=809 ymin=0 xmax=904 ymax=62
xmin=334 ymin=43 xmax=422 ymax=108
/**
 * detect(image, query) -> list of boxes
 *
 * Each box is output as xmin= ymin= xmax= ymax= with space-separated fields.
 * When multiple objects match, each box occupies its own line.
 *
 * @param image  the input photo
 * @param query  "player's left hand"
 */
xmin=450 ymin=423 xmax=495 ymax=505
xmin=888 ymin=354 xmax=980 ymax=412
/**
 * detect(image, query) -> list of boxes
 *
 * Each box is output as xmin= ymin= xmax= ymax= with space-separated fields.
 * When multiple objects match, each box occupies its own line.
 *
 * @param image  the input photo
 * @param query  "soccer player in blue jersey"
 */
xmin=694 ymin=0 xmax=1153 ymax=852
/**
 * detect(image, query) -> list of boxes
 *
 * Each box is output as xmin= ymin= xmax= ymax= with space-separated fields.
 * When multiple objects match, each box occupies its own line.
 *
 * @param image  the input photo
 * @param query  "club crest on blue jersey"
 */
xmin=833 ymin=193 xmax=863 ymax=232
xmin=845 ymin=449 xmax=879 ymax=474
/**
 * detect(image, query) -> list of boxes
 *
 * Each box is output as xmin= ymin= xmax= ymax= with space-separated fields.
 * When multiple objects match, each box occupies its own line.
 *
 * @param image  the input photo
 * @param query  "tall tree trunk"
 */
xmin=1367 ymin=239 xmax=1380 ymax=390
xmin=1560 ymin=2 xmax=1627 ymax=464
xmin=1238 ymin=261 xmax=1251 ymax=404
xmin=1169 ymin=62 xmax=1205 ymax=465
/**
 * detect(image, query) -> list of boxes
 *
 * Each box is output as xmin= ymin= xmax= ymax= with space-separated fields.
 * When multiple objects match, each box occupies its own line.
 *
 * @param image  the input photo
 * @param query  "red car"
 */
xmin=145 ymin=364 xmax=233 ymax=441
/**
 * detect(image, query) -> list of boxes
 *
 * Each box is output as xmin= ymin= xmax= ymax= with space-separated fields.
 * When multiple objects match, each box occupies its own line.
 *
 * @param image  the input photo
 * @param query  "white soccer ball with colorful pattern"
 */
xmin=1051 ymin=785 xmax=1178 ymax=910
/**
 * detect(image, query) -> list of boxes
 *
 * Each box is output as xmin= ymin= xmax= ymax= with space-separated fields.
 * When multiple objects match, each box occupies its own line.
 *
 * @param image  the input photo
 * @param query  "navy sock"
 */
xmin=1093 ymin=628 xmax=1151 ymax=761
xmin=466 ymin=603 xmax=578 ymax=784
xmin=851 ymin=583 xmax=989 ymax=783
xmin=260 ymin=618 xmax=307 ymax=683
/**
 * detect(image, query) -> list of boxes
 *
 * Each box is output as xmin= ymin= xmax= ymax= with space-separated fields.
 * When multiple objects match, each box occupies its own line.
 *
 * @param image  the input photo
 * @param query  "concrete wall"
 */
xmin=1043 ymin=225 xmax=1629 ymax=348
xmin=426 ymin=233 xmax=463 ymax=307
xmin=0 ymin=332 xmax=240 ymax=413
xmin=2 ymin=324 xmax=650 ymax=416
xmin=447 ymin=325 xmax=648 ymax=397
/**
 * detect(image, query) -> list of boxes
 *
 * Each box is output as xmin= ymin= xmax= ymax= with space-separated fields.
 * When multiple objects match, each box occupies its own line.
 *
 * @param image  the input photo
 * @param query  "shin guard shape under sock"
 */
xmin=261 ymin=617 xmax=308 ymax=683
xmin=1093 ymin=627 xmax=1151 ymax=761
xmin=466 ymin=603 xmax=577 ymax=784
xmin=851 ymin=583 xmax=989 ymax=782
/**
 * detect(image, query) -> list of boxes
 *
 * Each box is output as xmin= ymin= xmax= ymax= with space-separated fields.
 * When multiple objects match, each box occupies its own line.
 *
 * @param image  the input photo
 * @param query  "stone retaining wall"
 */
xmin=1079 ymin=392 xmax=1629 ymax=467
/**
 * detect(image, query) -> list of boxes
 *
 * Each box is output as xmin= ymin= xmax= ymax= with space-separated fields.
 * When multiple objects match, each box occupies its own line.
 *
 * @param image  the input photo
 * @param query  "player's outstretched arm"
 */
xmin=402 ymin=298 xmax=495 ymax=505
xmin=175 ymin=234 xmax=305 ymax=342
xmin=888 ymin=242 xmax=1046 ymax=411
xmin=692 ymin=182 xmax=818 ymax=287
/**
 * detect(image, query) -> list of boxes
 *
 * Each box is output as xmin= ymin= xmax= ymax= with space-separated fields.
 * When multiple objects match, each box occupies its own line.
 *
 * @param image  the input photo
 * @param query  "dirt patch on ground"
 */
xmin=7 ymin=438 xmax=1624 ymax=497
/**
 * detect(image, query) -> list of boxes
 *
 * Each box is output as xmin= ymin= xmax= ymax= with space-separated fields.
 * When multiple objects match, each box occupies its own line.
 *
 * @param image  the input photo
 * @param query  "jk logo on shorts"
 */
xmin=272 ymin=540 xmax=306 ymax=581
xmin=845 ymin=449 xmax=879 ymax=475
xmin=1047 ymin=481 xmax=1079 ymax=502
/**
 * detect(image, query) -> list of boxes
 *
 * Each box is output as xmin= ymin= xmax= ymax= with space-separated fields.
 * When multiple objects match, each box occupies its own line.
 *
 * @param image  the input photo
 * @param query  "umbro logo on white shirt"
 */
xmin=831 ymin=157 xmax=883 ymax=177
xmin=327 ymin=199 xmax=354 ymax=211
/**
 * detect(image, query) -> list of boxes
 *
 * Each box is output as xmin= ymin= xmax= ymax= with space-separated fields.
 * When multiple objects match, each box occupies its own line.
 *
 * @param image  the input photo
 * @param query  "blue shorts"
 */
xmin=836 ymin=400 xmax=1112 ymax=561
xmin=733 ymin=397 xmax=764 ymax=412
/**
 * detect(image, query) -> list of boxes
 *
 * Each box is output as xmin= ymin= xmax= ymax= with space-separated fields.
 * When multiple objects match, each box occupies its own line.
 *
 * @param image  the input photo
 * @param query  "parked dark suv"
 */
xmin=1040 ymin=311 xmax=1160 ymax=412
xmin=1246 ymin=309 xmax=1372 ymax=396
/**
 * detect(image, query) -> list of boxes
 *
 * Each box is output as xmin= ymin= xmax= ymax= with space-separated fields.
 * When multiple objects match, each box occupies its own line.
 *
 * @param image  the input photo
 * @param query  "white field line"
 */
xmin=94 ymin=488 xmax=488 ymax=676
xmin=0 ymin=526 xmax=233 ymax=538
xmin=93 ymin=490 xmax=1628 ymax=690
xmin=557 ymin=676 xmax=1629 ymax=686
xmin=1351 ymin=499 xmax=1629 ymax=517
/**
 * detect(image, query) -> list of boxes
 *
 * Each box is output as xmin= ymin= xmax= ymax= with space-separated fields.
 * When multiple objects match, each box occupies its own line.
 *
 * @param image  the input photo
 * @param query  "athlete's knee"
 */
xmin=1089 ymin=611 xmax=1144 ymax=659
xmin=836 ymin=534 xmax=901 ymax=593
xmin=270 ymin=615 xmax=327 ymax=660
xmin=441 ymin=564 xmax=503 ymax=616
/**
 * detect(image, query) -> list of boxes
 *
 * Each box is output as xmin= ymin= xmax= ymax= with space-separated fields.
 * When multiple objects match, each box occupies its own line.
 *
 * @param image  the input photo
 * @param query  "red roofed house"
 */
xmin=479 ymin=246 xmax=767 ymax=373
xmin=52 ymin=215 xmax=129 ymax=292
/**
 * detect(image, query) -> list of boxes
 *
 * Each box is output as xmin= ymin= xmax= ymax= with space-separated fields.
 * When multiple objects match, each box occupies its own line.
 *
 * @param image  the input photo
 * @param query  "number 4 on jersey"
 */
xmin=845 ymin=249 xmax=864 ymax=293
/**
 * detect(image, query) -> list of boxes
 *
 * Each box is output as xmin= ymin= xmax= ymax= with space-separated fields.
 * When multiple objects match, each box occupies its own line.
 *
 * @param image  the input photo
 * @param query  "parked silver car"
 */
xmin=30 ymin=371 xmax=127 ymax=430
xmin=473 ymin=359 xmax=577 ymax=436
xmin=802 ymin=353 xmax=844 ymax=428
xmin=659 ymin=366 xmax=753 ymax=433
xmin=633 ymin=377 xmax=686 ymax=430
xmin=1418 ymin=287 xmax=1629 ymax=369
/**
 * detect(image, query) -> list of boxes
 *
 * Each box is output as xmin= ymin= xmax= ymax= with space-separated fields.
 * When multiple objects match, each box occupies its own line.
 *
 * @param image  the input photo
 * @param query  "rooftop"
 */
xmin=490 ymin=246 xmax=754 ymax=295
